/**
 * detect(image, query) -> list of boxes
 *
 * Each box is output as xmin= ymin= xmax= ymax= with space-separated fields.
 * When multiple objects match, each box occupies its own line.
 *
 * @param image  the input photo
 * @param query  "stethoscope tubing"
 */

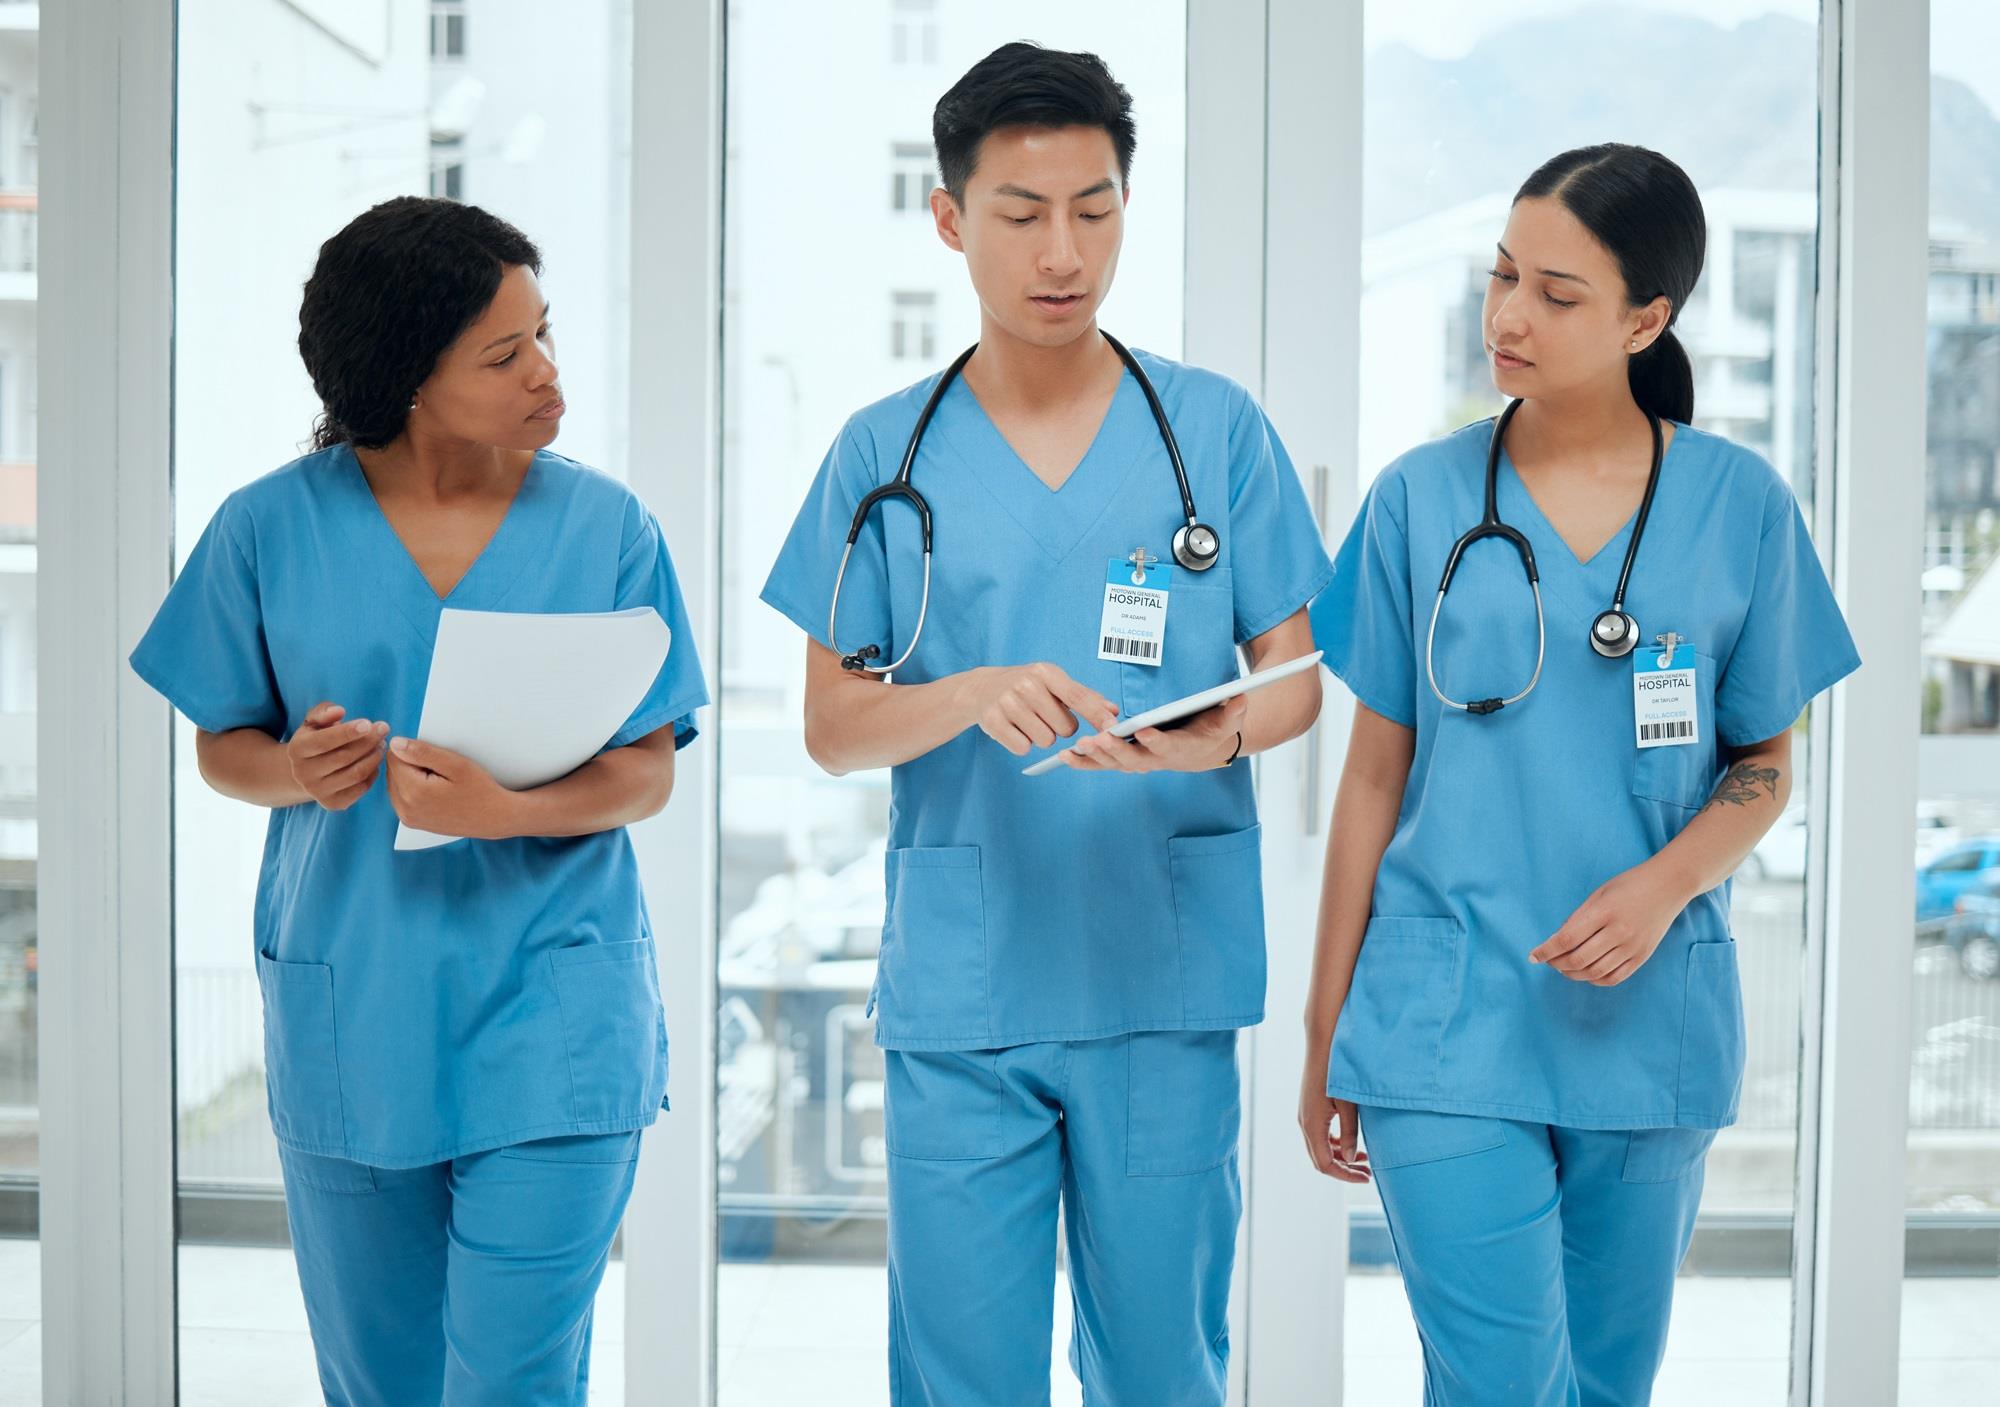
xmin=1426 ymin=398 xmax=1663 ymax=714
xmin=830 ymin=330 xmax=1212 ymax=674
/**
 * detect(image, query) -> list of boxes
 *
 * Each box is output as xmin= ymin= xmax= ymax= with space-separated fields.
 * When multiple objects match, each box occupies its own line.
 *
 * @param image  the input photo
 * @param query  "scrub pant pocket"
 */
xmin=1125 ymin=1029 xmax=1241 ymax=1176
xmin=278 ymin=1130 xmax=640 ymax=1407
xmin=1070 ymin=1032 xmax=1241 ymax=1406
xmin=1622 ymin=1125 xmax=1719 ymax=1185
xmin=882 ymin=1049 xmax=1006 ymax=1161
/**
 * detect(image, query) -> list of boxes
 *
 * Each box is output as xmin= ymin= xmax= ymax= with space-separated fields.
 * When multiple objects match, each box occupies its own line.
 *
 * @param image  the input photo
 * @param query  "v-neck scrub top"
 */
xmin=760 ymin=350 xmax=1336 ymax=1051
xmin=1310 ymin=420 xmax=1860 ymax=1130
xmin=130 ymin=446 xmax=710 ymax=1167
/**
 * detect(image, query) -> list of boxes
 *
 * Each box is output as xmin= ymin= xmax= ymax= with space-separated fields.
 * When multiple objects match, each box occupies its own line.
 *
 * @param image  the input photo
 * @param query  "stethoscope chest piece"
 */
xmin=1589 ymin=608 xmax=1641 ymax=659
xmin=1173 ymin=521 xmax=1220 ymax=571
xmin=1426 ymin=399 xmax=1666 ymax=714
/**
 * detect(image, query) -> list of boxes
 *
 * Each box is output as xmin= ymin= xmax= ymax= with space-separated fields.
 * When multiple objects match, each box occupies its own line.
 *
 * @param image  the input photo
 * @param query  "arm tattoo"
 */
xmin=1702 ymin=760 xmax=1782 ymax=813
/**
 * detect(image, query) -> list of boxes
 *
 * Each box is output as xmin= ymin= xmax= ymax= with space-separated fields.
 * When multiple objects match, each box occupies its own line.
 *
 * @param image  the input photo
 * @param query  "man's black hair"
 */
xmin=932 ymin=42 xmax=1137 ymax=203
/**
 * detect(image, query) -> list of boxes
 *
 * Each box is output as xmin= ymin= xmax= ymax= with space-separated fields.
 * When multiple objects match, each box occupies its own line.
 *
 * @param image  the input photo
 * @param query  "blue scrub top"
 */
xmin=130 ymin=446 xmax=710 ymax=1167
xmin=1312 ymin=420 xmax=1860 ymax=1130
xmin=761 ymin=350 xmax=1335 ymax=1051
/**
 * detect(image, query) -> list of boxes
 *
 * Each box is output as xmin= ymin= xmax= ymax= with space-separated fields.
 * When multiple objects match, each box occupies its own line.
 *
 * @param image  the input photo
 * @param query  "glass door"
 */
xmin=1898 ymin=0 xmax=2000 ymax=1394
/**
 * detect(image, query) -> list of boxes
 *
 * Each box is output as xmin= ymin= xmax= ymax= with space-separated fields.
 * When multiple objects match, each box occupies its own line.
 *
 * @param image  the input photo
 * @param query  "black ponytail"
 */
xmin=1515 ymin=144 xmax=1704 ymax=423
xmin=1628 ymin=328 xmax=1695 ymax=425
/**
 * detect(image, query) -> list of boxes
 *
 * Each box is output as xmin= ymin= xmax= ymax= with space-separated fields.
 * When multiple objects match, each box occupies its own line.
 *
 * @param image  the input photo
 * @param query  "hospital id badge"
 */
xmin=1098 ymin=556 xmax=1171 ymax=666
xmin=1633 ymin=633 xmax=1699 ymax=748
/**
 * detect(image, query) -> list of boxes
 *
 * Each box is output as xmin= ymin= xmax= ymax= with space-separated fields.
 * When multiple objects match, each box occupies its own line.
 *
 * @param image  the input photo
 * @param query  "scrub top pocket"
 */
xmin=256 ymin=950 xmax=348 ymax=1152
xmin=1676 ymin=940 xmax=1746 ymax=1125
xmin=876 ymin=845 xmax=990 ymax=1045
xmin=1631 ymin=648 xmax=1720 ymax=810
xmin=548 ymin=939 xmax=668 ymax=1125
xmin=1117 ymin=568 xmax=1238 ymax=719
xmin=1167 ymin=825 xmax=1266 ymax=1024
xmin=1326 ymin=917 xmax=1465 ymax=1102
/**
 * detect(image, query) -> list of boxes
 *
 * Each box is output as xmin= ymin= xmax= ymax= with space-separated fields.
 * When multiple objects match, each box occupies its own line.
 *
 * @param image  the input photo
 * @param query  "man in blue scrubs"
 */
xmin=760 ymin=43 xmax=1333 ymax=1406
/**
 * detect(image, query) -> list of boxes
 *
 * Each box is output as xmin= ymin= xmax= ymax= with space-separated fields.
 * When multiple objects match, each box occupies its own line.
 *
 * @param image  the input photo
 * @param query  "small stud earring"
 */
xmin=1629 ymin=341 xmax=1639 ymax=351
xmin=409 ymin=395 xmax=420 ymax=411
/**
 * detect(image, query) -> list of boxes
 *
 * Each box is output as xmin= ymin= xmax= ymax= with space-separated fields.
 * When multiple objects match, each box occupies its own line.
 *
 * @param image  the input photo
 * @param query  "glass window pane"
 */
xmin=1357 ymin=3 xmax=1822 ymax=1400
xmin=1902 ymin=0 xmax=2000 ymax=1396
xmin=718 ymin=5 xmax=1185 ymax=1401
xmin=0 ymin=0 xmax=36 ymax=1391
xmin=173 ymin=5 xmax=634 ymax=1400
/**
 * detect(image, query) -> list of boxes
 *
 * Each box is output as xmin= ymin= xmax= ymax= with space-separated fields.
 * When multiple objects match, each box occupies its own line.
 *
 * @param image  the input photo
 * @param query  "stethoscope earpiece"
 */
xmin=1173 ymin=521 xmax=1220 ymax=571
xmin=1589 ymin=609 xmax=1640 ymax=659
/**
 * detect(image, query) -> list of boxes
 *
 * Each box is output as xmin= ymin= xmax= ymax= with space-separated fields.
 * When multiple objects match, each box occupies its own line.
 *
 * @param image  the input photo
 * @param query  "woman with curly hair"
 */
xmin=129 ymin=196 xmax=707 ymax=1405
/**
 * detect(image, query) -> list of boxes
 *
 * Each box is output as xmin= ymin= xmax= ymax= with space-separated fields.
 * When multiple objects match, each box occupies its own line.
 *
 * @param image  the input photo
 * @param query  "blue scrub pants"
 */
xmin=1357 ymin=1106 xmax=1716 ymax=1407
xmin=276 ymin=1130 xmax=641 ymax=1407
xmin=883 ymin=1030 xmax=1241 ymax=1407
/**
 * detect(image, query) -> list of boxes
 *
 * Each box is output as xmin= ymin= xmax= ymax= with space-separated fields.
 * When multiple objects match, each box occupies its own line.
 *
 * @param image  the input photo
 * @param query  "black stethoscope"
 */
xmin=830 ymin=330 xmax=1220 ymax=673
xmin=1426 ymin=397 xmax=1666 ymax=715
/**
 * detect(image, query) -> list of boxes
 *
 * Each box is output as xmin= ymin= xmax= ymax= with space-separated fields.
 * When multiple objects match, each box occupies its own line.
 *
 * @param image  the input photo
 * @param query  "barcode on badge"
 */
xmin=1100 ymin=636 xmax=1160 ymax=661
xmin=1639 ymin=720 xmax=1694 ymax=742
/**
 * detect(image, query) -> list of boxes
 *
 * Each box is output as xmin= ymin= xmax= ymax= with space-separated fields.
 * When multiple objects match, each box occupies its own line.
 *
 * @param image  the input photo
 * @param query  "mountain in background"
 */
xmin=1365 ymin=5 xmax=2000 ymax=246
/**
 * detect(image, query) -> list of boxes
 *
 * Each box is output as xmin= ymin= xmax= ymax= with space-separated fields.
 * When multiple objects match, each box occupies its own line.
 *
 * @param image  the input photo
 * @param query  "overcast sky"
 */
xmin=1364 ymin=1 xmax=2000 ymax=124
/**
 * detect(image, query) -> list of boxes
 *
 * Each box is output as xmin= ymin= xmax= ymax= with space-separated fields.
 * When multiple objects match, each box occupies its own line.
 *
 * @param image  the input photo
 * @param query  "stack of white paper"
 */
xmin=395 ymin=606 xmax=672 ymax=851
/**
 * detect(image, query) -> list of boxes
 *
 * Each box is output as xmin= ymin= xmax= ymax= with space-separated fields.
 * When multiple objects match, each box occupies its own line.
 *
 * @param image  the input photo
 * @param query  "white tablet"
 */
xmin=1021 ymin=650 xmax=1324 ymax=776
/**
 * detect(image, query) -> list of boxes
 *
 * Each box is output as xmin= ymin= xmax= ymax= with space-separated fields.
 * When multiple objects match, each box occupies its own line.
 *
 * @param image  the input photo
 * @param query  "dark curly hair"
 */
xmin=298 ymin=197 xmax=543 ymax=451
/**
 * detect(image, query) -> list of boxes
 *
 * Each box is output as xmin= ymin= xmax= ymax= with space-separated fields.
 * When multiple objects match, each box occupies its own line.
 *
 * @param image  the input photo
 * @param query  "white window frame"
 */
xmin=890 ymin=0 xmax=939 ymax=68
xmin=889 ymin=290 xmax=938 ymax=361
xmin=40 ymin=0 xmax=178 ymax=1400
xmin=1799 ymin=2 xmax=1928 ymax=1401
xmin=31 ymin=1 xmax=1940 ymax=1402
xmin=622 ymin=2 xmax=724 ymax=1401
xmin=891 ymin=141 xmax=934 ymax=213
xmin=430 ymin=135 xmax=466 ymax=202
xmin=431 ymin=0 xmax=467 ymax=63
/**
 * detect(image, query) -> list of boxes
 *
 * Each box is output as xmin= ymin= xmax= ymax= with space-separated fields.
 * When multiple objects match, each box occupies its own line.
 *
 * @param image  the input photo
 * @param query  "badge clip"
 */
xmin=1654 ymin=631 xmax=1680 ymax=669
xmin=1127 ymin=546 xmax=1158 ymax=586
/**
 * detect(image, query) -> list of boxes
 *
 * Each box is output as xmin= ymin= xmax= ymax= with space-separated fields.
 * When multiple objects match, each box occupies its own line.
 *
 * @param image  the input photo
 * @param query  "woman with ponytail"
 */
xmin=1297 ymin=145 xmax=1859 ymax=1405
